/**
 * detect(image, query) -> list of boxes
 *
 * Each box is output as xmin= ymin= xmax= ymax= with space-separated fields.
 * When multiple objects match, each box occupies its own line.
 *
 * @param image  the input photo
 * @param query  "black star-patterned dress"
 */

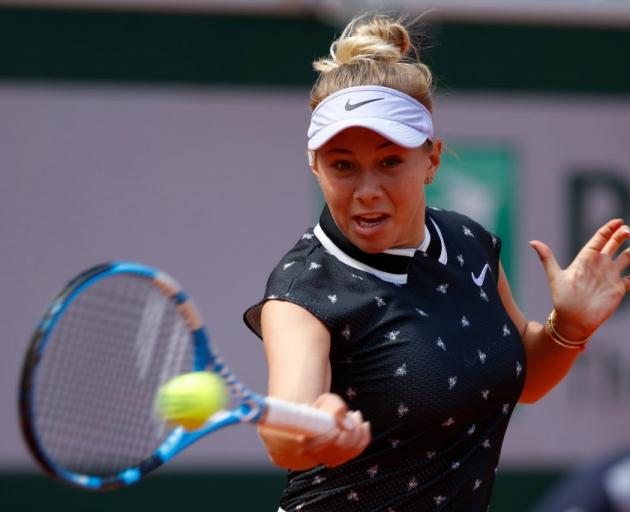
xmin=244 ymin=205 xmax=526 ymax=512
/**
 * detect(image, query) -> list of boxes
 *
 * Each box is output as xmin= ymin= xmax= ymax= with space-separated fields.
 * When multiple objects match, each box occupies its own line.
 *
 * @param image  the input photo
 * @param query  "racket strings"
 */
xmin=210 ymin=357 xmax=261 ymax=422
xmin=32 ymin=275 xmax=193 ymax=476
xmin=212 ymin=358 xmax=246 ymax=397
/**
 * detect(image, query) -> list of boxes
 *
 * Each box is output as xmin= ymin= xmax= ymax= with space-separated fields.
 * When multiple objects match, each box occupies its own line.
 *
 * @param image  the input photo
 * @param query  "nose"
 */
xmin=353 ymin=169 xmax=383 ymax=203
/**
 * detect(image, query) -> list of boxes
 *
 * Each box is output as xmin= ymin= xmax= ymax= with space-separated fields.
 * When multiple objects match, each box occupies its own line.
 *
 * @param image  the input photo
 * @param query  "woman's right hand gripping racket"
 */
xmin=19 ymin=262 xmax=341 ymax=491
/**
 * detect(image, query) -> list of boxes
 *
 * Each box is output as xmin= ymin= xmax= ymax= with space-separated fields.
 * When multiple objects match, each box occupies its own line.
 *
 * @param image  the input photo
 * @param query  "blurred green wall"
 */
xmin=0 ymin=7 xmax=629 ymax=93
xmin=0 ymin=470 xmax=562 ymax=511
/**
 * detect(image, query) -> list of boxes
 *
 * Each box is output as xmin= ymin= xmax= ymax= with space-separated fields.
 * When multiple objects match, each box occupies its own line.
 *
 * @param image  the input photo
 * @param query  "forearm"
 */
xmin=518 ymin=319 xmax=582 ymax=404
xmin=259 ymin=301 xmax=371 ymax=470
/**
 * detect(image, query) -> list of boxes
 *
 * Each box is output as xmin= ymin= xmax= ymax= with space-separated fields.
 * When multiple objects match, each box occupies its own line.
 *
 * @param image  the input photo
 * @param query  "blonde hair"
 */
xmin=310 ymin=14 xmax=434 ymax=114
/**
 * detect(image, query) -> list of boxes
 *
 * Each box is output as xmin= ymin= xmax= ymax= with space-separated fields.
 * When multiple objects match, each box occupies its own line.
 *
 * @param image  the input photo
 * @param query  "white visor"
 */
xmin=307 ymin=85 xmax=433 ymax=151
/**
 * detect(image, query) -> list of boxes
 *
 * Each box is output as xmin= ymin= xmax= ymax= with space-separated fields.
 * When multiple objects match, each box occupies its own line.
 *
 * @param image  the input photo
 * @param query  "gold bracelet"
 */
xmin=546 ymin=309 xmax=590 ymax=351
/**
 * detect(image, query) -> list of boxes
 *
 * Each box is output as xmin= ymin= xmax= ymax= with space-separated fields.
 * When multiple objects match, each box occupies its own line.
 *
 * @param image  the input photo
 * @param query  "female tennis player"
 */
xmin=243 ymin=14 xmax=630 ymax=511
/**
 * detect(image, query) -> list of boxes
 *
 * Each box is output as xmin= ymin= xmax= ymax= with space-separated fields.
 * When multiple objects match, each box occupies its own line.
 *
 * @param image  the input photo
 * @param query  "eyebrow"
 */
xmin=324 ymin=148 xmax=353 ymax=155
xmin=324 ymin=141 xmax=395 ymax=155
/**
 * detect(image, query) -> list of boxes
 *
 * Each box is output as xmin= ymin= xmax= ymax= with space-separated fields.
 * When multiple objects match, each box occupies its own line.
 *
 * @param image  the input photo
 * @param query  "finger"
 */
xmin=602 ymin=224 xmax=630 ymax=256
xmin=623 ymin=274 xmax=630 ymax=293
xmin=324 ymin=421 xmax=371 ymax=468
xmin=349 ymin=410 xmax=363 ymax=429
xmin=350 ymin=420 xmax=371 ymax=456
xmin=338 ymin=409 xmax=362 ymax=431
xmin=335 ymin=411 xmax=364 ymax=447
xmin=333 ymin=413 xmax=368 ymax=454
xmin=312 ymin=393 xmax=352 ymax=429
xmin=308 ymin=411 xmax=362 ymax=455
xmin=333 ymin=427 xmax=362 ymax=453
xmin=529 ymin=240 xmax=562 ymax=282
xmin=336 ymin=421 xmax=372 ymax=466
xmin=615 ymin=247 xmax=630 ymax=273
xmin=303 ymin=427 xmax=340 ymax=453
xmin=583 ymin=218 xmax=624 ymax=252
xmin=307 ymin=412 xmax=363 ymax=460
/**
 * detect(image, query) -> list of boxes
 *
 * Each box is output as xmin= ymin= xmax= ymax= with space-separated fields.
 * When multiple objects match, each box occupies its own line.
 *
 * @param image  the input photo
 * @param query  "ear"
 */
xmin=425 ymin=139 xmax=443 ymax=182
xmin=307 ymin=150 xmax=320 ymax=180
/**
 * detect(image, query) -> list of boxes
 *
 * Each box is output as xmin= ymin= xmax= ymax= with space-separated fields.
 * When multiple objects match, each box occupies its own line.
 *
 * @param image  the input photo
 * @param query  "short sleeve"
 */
xmin=242 ymin=239 xmax=341 ymax=340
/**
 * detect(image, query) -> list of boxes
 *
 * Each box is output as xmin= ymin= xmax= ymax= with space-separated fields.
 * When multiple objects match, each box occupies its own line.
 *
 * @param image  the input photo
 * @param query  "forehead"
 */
xmin=320 ymin=127 xmax=399 ymax=153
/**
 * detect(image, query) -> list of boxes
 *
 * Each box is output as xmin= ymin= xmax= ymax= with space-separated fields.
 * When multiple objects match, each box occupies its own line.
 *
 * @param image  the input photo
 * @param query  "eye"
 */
xmin=381 ymin=155 xmax=403 ymax=168
xmin=331 ymin=159 xmax=355 ymax=171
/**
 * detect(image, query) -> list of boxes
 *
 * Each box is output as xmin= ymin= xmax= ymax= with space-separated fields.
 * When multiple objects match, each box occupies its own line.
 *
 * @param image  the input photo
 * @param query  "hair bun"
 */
xmin=314 ymin=15 xmax=413 ymax=72
xmin=354 ymin=17 xmax=411 ymax=58
xmin=310 ymin=13 xmax=433 ymax=114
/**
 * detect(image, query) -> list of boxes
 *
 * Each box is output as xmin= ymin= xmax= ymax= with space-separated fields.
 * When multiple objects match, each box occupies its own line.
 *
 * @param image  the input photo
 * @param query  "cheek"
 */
xmin=318 ymin=178 xmax=334 ymax=204
xmin=390 ymin=174 xmax=425 ymax=209
xmin=320 ymin=176 xmax=352 ymax=204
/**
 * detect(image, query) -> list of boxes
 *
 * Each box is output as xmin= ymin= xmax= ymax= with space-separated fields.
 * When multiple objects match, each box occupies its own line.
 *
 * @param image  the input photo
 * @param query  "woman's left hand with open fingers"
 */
xmin=530 ymin=218 xmax=630 ymax=341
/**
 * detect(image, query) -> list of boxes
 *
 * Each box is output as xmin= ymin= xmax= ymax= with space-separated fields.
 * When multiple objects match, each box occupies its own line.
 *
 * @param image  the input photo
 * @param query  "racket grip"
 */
xmin=261 ymin=397 xmax=336 ymax=437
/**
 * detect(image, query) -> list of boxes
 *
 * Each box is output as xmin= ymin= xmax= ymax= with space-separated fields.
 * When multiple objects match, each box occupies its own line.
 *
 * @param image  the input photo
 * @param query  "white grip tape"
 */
xmin=262 ymin=397 xmax=336 ymax=437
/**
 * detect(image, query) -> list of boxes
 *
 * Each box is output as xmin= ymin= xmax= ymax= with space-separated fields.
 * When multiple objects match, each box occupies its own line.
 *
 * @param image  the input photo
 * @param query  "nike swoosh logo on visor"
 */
xmin=345 ymin=97 xmax=384 ymax=111
xmin=471 ymin=263 xmax=491 ymax=287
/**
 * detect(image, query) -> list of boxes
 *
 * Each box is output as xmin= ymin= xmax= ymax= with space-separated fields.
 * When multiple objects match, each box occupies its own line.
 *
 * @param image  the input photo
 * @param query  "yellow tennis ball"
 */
xmin=157 ymin=372 xmax=228 ymax=431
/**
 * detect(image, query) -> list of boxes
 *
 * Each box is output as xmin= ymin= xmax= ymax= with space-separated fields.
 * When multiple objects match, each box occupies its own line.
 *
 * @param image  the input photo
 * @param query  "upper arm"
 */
xmin=260 ymin=299 xmax=332 ymax=404
xmin=497 ymin=263 xmax=527 ymax=337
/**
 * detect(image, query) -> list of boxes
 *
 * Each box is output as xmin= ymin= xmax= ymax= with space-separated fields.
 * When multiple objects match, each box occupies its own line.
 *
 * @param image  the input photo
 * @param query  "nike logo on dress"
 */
xmin=345 ymin=97 xmax=384 ymax=111
xmin=471 ymin=263 xmax=491 ymax=287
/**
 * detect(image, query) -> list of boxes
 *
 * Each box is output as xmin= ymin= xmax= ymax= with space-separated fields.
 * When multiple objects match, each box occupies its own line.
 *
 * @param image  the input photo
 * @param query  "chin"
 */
xmin=359 ymin=245 xmax=385 ymax=254
xmin=350 ymin=236 xmax=391 ymax=254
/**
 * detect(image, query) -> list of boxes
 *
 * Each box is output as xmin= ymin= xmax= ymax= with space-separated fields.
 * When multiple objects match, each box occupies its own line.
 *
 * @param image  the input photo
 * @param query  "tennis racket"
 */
xmin=19 ymin=261 xmax=336 ymax=491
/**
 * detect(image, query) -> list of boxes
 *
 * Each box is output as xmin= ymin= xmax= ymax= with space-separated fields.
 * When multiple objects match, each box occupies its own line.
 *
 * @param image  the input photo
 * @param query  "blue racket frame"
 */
xmin=19 ymin=261 xmax=268 ymax=491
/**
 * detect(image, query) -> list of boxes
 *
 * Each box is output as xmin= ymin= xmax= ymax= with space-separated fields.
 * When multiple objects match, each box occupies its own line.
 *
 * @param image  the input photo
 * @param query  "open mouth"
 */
xmin=353 ymin=213 xmax=389 ymax=229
